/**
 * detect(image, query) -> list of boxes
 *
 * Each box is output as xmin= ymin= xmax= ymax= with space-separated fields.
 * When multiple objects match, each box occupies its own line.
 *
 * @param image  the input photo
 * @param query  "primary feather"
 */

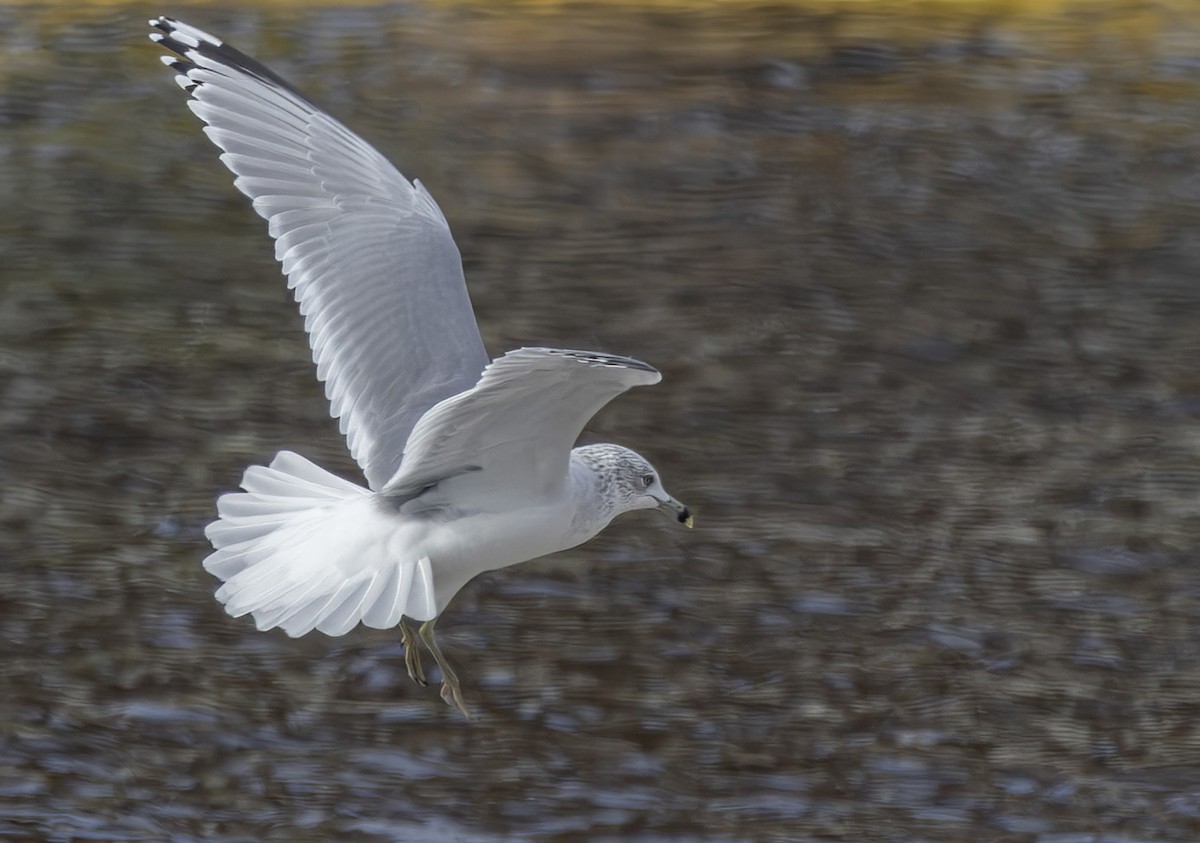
xmin=150 ymin=16 xmax=488 ymax=491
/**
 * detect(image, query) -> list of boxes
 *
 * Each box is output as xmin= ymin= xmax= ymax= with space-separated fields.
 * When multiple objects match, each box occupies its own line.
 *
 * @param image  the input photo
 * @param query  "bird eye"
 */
xmin=641 ymin=474 xmax=655 ymax=488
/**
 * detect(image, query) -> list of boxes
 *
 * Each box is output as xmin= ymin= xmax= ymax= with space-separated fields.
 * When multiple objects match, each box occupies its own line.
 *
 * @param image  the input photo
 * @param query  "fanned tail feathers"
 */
xmin=203 ymin=451 xmax=437 ymax=636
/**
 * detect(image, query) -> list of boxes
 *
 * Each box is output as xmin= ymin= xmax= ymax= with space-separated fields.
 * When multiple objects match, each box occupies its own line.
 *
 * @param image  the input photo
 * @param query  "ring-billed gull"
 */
xmin=149 ymin=17 xmax=692 ymax=718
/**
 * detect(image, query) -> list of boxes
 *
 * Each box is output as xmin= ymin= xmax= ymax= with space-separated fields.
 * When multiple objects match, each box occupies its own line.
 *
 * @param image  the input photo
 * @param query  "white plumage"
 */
xmin=150 ymin=17 xmax=691 ymax=716
xmin=203 ymin=451 xmax=437 ymax=635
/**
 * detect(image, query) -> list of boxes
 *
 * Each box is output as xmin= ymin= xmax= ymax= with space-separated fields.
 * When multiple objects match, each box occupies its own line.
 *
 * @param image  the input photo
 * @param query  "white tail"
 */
xmin=203 ymin=451 xmax=438 ymax=636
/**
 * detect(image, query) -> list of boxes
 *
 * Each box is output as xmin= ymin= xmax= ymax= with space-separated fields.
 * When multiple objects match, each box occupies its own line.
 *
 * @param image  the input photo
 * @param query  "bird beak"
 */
xmin=657 ymin=496 xmax=693 ymax=528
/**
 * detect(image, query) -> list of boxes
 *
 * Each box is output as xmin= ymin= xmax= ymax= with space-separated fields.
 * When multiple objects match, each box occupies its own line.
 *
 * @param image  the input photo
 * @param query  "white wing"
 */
xmin=383 ymin=348 xmax=661 ymax=501
xmin=150 ymin=17 xmax=489 ymax=490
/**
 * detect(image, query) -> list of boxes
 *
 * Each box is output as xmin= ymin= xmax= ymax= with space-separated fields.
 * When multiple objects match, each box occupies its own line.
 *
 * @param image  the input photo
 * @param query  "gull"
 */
xmin=149 ymin=17 xmax=692 ymax=718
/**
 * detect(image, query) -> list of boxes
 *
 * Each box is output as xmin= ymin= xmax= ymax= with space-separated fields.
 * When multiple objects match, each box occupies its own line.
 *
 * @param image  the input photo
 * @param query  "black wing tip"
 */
xmin=148 ymin=16 xmax=317 ymax=107
xmin=148 ymin=16 xmax=217 ymax=95
xmin=541 ymin=348 xmax=660 ymax=375
xmin=148 ymin=16 xmax=223 ymax=53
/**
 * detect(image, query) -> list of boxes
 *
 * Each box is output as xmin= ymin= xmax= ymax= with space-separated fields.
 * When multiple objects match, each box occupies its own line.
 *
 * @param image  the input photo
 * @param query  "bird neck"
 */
xmin=566 ymin=449 xmax=618 ymax=545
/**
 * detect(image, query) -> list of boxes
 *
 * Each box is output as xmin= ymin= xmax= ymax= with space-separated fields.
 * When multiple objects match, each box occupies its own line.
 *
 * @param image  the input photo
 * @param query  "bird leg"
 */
xmin=400 ymin=619 xmax=427 ymax=687
xmin=418 ymin=616 xmax=473 ymax=720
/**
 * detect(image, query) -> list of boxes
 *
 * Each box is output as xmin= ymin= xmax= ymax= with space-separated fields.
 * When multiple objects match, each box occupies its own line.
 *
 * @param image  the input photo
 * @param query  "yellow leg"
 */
xmin=418 ymin=617 xmax=473 ymax=720
xmin=400 ymin=619 xmax=427 ymax=687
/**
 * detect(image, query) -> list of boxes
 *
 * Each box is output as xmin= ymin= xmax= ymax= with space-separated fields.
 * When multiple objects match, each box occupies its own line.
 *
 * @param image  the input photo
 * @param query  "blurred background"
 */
xmin=4 ymin=1 xmax=1200 ymax=840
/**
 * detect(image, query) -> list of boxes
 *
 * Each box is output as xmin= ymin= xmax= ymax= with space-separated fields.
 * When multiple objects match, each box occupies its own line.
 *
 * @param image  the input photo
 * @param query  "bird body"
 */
xmin=205 ymin=450 xmax=605 ymax=634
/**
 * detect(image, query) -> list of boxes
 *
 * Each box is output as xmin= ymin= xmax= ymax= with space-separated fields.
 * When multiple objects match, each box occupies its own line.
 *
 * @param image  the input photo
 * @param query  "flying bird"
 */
xmin=149 ymin=16 xmax=691 ymax=718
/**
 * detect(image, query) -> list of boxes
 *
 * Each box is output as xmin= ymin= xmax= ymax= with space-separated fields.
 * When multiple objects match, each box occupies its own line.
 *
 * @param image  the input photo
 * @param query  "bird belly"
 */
xmin=409 ymin=502 xmax=578 ymax=615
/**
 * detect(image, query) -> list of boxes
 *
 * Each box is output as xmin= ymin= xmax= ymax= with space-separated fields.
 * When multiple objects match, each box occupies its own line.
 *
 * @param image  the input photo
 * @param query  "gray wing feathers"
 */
xmin=151 ymin=18 xmax=490 ymax=490
xmin=384 ymin=348 xmax=661 ymax=497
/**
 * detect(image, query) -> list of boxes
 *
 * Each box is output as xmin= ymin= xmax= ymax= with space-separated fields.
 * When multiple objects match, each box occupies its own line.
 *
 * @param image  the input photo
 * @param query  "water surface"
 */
xmin=4 ymin=2 xmax=1200 ymax=840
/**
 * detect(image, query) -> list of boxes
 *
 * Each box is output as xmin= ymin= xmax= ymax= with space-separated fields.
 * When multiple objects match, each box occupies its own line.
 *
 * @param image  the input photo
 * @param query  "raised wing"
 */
xmin=150 ymin=17 xmax=490 ymax=490
xmin=383 ymin=348 xmax=661 ymax=500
